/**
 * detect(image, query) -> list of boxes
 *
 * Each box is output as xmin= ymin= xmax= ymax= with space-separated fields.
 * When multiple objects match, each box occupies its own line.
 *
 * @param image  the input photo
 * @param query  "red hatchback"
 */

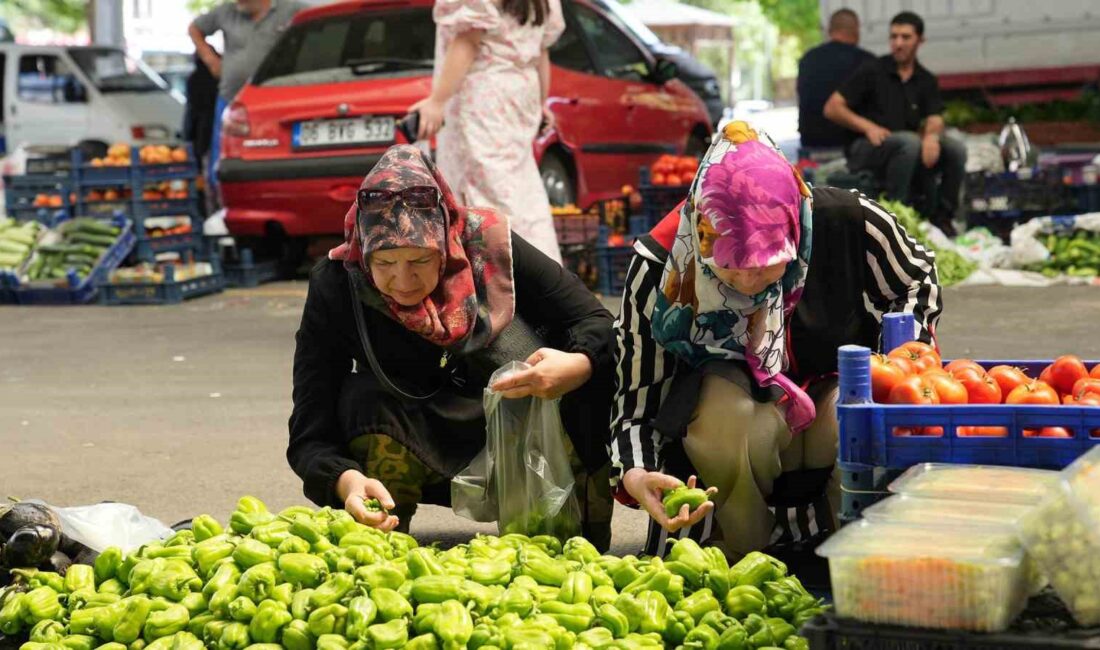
xmin=217 ymin=0 xmax=712 ymax=251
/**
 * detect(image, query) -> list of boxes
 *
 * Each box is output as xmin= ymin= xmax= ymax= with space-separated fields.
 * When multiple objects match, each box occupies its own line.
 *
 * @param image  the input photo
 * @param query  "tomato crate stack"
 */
xmin=3 ymin=157 xmax=75 ymax=226
xmin=836 ymin=313 xmax=1100 ymax=522
xmin=551 ymin=197 xmax=632 ymax=294
xmin=637 ymin=162 xmax=692 ymax=231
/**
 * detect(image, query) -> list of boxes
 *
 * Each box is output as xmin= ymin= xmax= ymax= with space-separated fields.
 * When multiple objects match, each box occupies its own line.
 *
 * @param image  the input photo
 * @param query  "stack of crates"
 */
xmin=552 ymin=197 xmax=632 ymax=295
xmin=3 ymin=155 xmax=74 ymax=226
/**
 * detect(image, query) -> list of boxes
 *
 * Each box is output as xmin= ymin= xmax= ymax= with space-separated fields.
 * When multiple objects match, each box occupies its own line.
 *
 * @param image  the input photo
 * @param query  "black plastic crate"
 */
xmin=638 ymin=167 xmax=689 ymax=231
xmin=965 ymin=169 xmax=1074 ymax=217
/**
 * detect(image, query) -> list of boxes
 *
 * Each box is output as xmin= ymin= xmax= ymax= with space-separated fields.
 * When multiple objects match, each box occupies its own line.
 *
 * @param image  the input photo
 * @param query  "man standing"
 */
xmin=188 ymin=0 xmax=304 ymax=197
xmin=824 ymin=11 xmax=966 ymax=235
xmin=797 ymin=8 xmax=873 ymax=148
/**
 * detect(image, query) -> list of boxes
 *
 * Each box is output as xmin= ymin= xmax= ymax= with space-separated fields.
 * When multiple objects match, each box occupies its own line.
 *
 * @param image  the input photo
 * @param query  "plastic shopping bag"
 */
xmin=31 ymin=500 xmax=173 ymax=553
xmin=451 ymin=362 xmax=582 ymax=539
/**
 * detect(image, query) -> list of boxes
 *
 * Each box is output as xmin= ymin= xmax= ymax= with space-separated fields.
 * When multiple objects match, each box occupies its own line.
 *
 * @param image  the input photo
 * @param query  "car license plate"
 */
xmin=293 ymin=116 xmax=395 ymax=149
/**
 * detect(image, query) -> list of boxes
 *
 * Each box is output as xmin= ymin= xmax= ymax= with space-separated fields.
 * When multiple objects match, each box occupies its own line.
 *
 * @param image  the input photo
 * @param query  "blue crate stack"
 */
xmin=3 ymin=164 xmax=74 ymax=226
xmin=836 ymin=313 xmax=1100 ymax=523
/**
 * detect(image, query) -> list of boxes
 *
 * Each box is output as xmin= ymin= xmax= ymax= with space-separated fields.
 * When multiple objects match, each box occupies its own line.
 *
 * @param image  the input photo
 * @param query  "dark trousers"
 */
xmin=848 ymin=131 xmax=967 ymax=218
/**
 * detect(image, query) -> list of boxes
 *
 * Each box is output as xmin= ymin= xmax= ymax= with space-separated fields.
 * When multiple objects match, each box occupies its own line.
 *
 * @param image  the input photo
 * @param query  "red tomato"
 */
xmin=1050 ymin=355 xmax=1089 ymax=396
xmin=1006 ymin=381 xmax=1060 ymax=405
xmin=945 ymin=359 xmax=984 ymax=375
xmin=954 ymin=370 xmax=1002 ymax=404
xmin=888 ymin=375 xmax=940 ymax=405
xmin=888 ymin=342 xmax=942 ymax=374
xmin=1072 ymin=378 xmax=1100 ymax=400
xmin=870 ymin=354 xmax=909 ymax=403
xmin=606 ymin=233 xmax=626 ymax=246
xmin=957 ymin=426 xmax=1008 ymax=437
xmin=1091 ymin=364 xmax=1100 ymax=380
xmin=651 ymin=173 xmax=667 ymax=186
xmin=1023 ymin=427 xmax=1074 ymax=438
xmin=988 ymin=366 xmax=1031 ymax=402
xmin=1065 ymin=392 xmax=1100 ymax=406
xmin=923 ymin=372 xmax=968 ymax=404
xmin=1039 ymin=365 xmax=1055 ymax=388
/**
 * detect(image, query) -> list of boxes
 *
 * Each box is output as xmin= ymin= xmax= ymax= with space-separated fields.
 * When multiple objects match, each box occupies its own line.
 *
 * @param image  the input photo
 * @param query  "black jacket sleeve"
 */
xmin=287 ymin=266 xmax=361 ymax=508
xmin=512 ymin=233 xmax=614 ymax=370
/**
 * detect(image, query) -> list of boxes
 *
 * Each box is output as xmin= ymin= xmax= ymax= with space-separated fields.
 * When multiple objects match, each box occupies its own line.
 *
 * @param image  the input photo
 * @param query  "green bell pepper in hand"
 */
xmin=277 ymin=554 xmax=329 ymax=588
xmin=729 ymin=553 xmax=786 ymax=589
xmin=370 ymin=588 xmax=413 ymax=622
xmin=366 ymin=619 xmax=408 ymax=650
xmin=558 ymin=571 xmax=594 ymax=605
xmin=190 ymin=515 xmax=224 ymax=542
xmin=281 ymin=619 xmax=315 ymax=650
xmin=307 ymin=604 xmax=348 ymax=637
xmin=663 ymin=486 xmax=711 ymax=518
xmin=249 ymin=601 xmax=293 ymax=644
xmin=433 ymin=599 xmax=473 ymax=649
xmin=238 ymin=563 xmax=278 ymax=602
xmin=344 ymin=596 xmax=377 ymax=641
xmin=725 ymin=585 xmax=767 ymax=619
xmin=741 ymin=614 xmax=774 ymax=648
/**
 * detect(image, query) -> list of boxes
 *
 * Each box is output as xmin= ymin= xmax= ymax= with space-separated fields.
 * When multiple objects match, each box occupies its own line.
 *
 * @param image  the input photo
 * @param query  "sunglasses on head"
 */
xmin=358 ymin=186 xmax=440 ymax=214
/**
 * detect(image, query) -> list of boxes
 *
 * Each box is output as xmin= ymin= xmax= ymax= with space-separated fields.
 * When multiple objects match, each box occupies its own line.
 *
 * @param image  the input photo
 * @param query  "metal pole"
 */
xmin=91 ymin=0 xmax=124 ymax=46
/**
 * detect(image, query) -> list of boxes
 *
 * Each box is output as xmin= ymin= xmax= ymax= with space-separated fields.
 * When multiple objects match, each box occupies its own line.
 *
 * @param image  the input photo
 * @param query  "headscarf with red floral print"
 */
xmin=328 ymin=145 xmax=514 ymax=352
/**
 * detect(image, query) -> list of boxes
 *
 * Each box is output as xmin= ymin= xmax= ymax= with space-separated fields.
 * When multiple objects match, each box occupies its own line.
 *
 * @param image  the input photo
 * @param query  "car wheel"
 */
xmin=540 ymin=153 xmax=575 ymax=207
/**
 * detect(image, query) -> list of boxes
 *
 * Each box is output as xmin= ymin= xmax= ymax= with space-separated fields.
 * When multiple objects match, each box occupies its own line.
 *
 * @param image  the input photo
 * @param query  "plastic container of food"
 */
xmin=888 ymin=463 xmax=1060 ymax=505
xmin=1017 ymin=446 xmax=1100 ymax=626
xmin=817 ymin=519 xmax=1029 ymax=631
xmin=863 ymin=494 xmax=1046 ymax=595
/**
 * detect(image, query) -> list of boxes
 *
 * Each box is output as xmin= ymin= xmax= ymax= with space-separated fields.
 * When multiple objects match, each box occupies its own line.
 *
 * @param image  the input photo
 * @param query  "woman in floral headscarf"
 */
xmin=288 ymin=145 xmax=615 ymax=548
xmin=610 ymin=121 xmax=943 ymax=559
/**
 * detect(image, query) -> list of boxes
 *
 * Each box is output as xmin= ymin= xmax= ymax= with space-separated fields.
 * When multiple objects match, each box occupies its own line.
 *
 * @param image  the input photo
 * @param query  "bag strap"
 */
xmin=348 ymin=273 xmax=443 ymax=402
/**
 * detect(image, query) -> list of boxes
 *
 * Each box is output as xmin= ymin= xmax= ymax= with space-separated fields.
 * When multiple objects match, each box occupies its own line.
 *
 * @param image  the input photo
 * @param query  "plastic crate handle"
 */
xmin=882 ymin=312 xmax=916 ymax=352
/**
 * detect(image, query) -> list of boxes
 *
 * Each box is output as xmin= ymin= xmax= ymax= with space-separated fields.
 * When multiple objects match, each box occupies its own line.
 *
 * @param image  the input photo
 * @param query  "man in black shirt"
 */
xmin=824 ymin=11 xmax=966 ymax=234
xmin=797 ymin=9 xmax=874 ymax=148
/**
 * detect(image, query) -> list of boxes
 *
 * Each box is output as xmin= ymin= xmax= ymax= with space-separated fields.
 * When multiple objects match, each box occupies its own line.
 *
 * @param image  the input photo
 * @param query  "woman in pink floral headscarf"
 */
xmin=610 ymin=121 xmax=944 ymax=560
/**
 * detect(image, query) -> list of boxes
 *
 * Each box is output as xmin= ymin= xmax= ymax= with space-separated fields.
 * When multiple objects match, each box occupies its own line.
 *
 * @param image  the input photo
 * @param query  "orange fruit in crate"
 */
xmin=170 ymin=148 xmax=188 ymax=163
xmin=104 ymin=189 xmax=120 ymax=201
xmin=48 ymin=195 xmax=63 ymax=208
xmin=143 ymin=190 xmax=163 ymax=200
xmin=108 ymin=143 xmax=131 ymax=159
xmin=90 ymin=158 xmax=104 ymax=167
xmin=32 ymin=193 xmax=49 ymax=207
xmin=652 ymin=172 xmax=667 ymax=186
xmin=621 ymin=184 xmax=634 ymax=195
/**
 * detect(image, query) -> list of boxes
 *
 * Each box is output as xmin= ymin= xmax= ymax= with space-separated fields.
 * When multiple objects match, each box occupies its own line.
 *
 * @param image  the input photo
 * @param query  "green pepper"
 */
xmin=662 ymin=486 xmax=710 ymax=518
xmin=281 ymin=619 xmax=315 ymax=650
xmin=495 ymin=586 xmax=534 ymax=617
xmin=144 ymin=547 xmax=196 ymax=565
xmin=370 ymin=587 xmax=413 ymax=622
xmin=126 ymin=560 xmax=163 ymax=596
xmin=164 ymin=529 xmax=195 ymax=547
xmin=96 ymin=548 xmax=125 ymax=585
xmin=667 ymin=538 xmax=709 ymax=582
xmin=405 ymin=548 xmax=446 ymax=579
xmin=412 ymin=603 xmax=441 ymax=636
xmin=229 ymin=596 xmax=258 ymax=622
xmin=366 ymin=619 xmax=408 ymax=650
xmin=71 ymin=591 xmax=121 ymax=611
xmin=682 ymin=623 xmax=721 ymax=650
xmin=113 ymin=597 xmax=153 ymax=644
xmin=725 ymin=585 xmax=767 ymax=619
xmin=0 ymin=592 xmax=27 ymax=634
xmin=190 ymin=515 xmax=224 ymax=542
xmin=469 ymin=621 xmax=502 ymax=649
xmin=230 ymin=510 xmax=275 ymax=536
xmin=578 ymin=626 xmax=615 ymax=648
xmin=405 ymin=633 xmax=440 ymax=650
xmin=171 ymin=634 xmax=205 ymax=650
xmin=96 ymin=600 xmax=130 ymax=641
xmin=251 ymin=520 xmax=292 ymax=548
xmin=148 ymin=561 xmax=202 ymax=601
xmin=558 ymin=571 xmax=594 ymax=605
xmin=20 ymin=643 xmax=66 ymax=650
xmin=676 ymin=587 xmax=721 ymax=624
xmin=765 ymin=618 xmax=795 ymax=645
xmin=742 ymin=614 xmax=774 ymax=648
xmin=314 ymin=632 xmax=349 ymax=650
xmin=327 ymin=518 xmax=366 ymax=544
xmin=278 ymin=535 xmax=313 ymax=556
xmin=729 ymin=552 xmax=786 ymax=589
xmin=591 ymin=584 xmax=619 ymax=610
xmin=468 ymin=558 xmax=513 ymax=586
xmin=30 ymin=619 xmax=66 ymax=643
xmin=318 ymin=549 xmax=344 ymax=573
xmin=461 ymin=580 xmax=500 ymax=616
xmin=782 ymin=637 xmax=810 ymax=650
xmin=603 ymin=558 xmax=641 ymax=592
xmin=562 ymin=537 xmax=600 ymax=564
xmin=596 ymin=603 xmax=631 ymax=638
xmin=716 ymin=620 xmax=748 ymax=650
xmin=202 ymin=563 xmax=241 ymax=600
xmin=61 ymin=635 xmax=98 ymax=650
xmin=25 ymin=586 xmax=63 ymax=622
xmin=307 ymin=604 xmax=348 ymax=637
xmin=665 ymin=609 xmax=694 ymax=645
xmin=762 ymin=576 xmax=824 ymax=624
xmin=237 ymin=563 xmax=278 ymax=602
xmin=187 ymin=614 xmax=215 ymax=639
xmin=233 ymin=539 xmax=276 ymax=568
xmin=635 ymin=590 xmax=673 ymax=637
xmin=68 ymin=608 xmax=100 ymax=636
xmin=249 ymin=601 xmax=293 ymax=644
xmin=291 ymin=589 xmax=315 ymax=621
xmin=344 ymin=596 xmax=377 ymax=641
xmin=277 ymin=553 xmax=329 ymax=588
xmin=388 ymin=531 xmax=418 ymax=555
xmin=432 ymin=600 xmax=473 ymax=649
xmin=15 ymin=570 xmax=66 ymax=593
xmin=583 ymin=563 xmax=615 ymax=589
xmin=203 ymin=620 xmax=231 ymax=647
xmin=623 ymin=568 xmax=672 ymax=599
xmin=338 ymin=532 xmax=387 ymax=555
xmin=307 ymin=572 xmax=354 ymax=608
xmin=267 ymin=583 xmax=293 ymax=608
xmin=521 ymin=556 xmax=568 ymax=587
xmin=144 ymin=604 xmax=190 ymax=640
xmin=208 ymin=584 xmax=239 ymax=618
xmin=355 ymin=564 xmax=406 ymax=592
xmin=538 ymin=601 xmax=595 ymax=633
xmin=95 ymin=644 xmax=128 ymax=650
xmin=99 ymin=579 xmax=127 ymax=597
xmin=218 ymin=622 xmax=251 ymax=650
xmin=194 ymin=541 xmax=236 ymax=578
xmin=503 ymin=625 xmax=556 ymax=649
xmin=410 ymin=575 xmax=464 ymax=604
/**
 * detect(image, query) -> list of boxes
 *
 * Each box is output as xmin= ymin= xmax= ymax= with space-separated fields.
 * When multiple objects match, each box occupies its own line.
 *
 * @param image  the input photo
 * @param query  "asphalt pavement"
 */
xmin=2 ymin=282 xmax=1100 ymax=553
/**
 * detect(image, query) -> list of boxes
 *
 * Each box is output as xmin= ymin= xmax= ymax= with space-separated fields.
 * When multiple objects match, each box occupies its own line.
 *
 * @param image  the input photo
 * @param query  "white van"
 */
xmin=0 ymin=44 xmax=184 ymax=155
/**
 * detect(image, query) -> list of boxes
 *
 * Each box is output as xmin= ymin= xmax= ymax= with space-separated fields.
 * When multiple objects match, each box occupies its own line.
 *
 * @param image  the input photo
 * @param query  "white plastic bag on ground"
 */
xmin=1010 ymin=212 xmax=1100 ymax=268
xmin=36 ymin=501 xmax=173 ymax=553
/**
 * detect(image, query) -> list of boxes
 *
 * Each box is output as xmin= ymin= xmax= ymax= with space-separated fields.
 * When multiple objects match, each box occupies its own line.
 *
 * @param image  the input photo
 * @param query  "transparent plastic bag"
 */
xmin=451 ymin=361 xmax=582 ymax=539
xmin=31 ymin=500 xmax=173 ymax=553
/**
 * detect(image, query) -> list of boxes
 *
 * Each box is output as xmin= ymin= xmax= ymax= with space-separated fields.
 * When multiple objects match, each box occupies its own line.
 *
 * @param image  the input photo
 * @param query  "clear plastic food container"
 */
xmin=889 ymin=463 xmax=1060 ymax=505
xmin=817 ymin=520 xmax=1028 ymax=631
xmin=863 ymin=494 xmax=1046 ymax=594
xmin=1017 ymin=446 xmax=1100 ymax=626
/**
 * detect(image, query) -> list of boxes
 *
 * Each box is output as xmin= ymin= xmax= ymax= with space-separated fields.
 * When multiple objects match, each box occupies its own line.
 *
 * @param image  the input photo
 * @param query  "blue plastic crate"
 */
xmin=4 ymin=174 xmax=74 ymax=224
xmin=223 ymin=248 xmax=278 ymax=288
xmin=99 ymin=265 xmax=224 ymax=305
xmin=837 ymin=313 xmax=1100 ymax=474
xmin=72 ymin=148 xmax=134 ymax=187
xmin=1070 ymin=185 xmax=1100 ymax=213
xmin=0 ymin=271 xmax=17 ymax=304
xmin=132 ymin=230 xmax=204 ymax=263
xmin=133 ymin=196 xmax=199 ymax=220
xmin=12 ymin=217 xmax=135 ymax=305
xmin=75 ymin=198 xmax=132 ymax=219
xmin=134 ymin=143 xmax=198 ymax=183
xmin=596 ymin=242 xmax=635 ymax=296
xmin=638 ymin=167 xmax=688 ymax=231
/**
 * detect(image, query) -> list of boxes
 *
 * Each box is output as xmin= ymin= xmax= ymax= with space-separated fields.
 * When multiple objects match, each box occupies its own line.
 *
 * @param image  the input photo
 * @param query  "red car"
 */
xmin=217 ymin=0 xmax=712 ymax=257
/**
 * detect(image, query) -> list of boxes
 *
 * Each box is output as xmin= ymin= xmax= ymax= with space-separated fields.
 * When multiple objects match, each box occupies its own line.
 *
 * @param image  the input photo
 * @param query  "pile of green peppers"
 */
xmin=0 ymin=496 xmax=826 ymax=650
xmin=1024 ymin=230 xmax=1100 ymax=279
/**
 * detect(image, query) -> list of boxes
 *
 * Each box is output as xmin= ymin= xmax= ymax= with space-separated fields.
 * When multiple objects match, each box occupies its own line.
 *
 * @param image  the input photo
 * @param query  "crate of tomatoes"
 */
xmin=638 ymin=155 xmax=699 ymax=230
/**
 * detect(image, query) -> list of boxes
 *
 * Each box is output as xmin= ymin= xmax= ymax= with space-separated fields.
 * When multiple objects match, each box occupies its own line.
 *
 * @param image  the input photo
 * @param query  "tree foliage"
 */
xmin=186 ymin=0 xmax=224 ymax=15
xmin=1 ymin=0 xmax=88 ymax=34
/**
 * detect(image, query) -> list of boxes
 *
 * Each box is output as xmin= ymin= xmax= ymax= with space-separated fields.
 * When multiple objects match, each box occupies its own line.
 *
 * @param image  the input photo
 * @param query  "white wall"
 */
xmin=123 ymin=0 xmax=216 ymax=56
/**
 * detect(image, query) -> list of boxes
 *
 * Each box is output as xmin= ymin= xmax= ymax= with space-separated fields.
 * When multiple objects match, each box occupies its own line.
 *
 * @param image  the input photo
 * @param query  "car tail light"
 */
xmin=131 ymin=125 xmax=145 ymax=139
xmin=223 ymin=103 xmax=251 ymax=137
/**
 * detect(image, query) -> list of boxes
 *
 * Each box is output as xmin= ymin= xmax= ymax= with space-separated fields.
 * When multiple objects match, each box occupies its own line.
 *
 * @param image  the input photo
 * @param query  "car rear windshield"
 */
xmin=252 ymin=9 xmax=436 ymax=87
xmin=68 ymin=47 xmax=166 ymax=93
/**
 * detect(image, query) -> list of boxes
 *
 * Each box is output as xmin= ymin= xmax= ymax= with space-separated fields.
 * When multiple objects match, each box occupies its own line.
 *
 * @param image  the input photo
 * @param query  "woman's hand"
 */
xmin=622 ymin=469 xmax=716 ymax=533
xmin=335 ymin=469 xmax=400 ymax=532
xmin=490 ymin=348 xmax=593 ymax=399
xmin=407 ymin=96 xmax=446 ymax=141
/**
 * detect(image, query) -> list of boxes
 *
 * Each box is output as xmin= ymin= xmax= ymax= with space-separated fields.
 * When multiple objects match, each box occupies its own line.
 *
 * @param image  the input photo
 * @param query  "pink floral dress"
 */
xmin=433 ymin=0 xmax=565 ymax=263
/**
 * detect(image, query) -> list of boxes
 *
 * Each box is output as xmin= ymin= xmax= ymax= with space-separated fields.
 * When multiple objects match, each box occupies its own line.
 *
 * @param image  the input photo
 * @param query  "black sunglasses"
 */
xmin=358 ymin=186 xmax=440 ymax=213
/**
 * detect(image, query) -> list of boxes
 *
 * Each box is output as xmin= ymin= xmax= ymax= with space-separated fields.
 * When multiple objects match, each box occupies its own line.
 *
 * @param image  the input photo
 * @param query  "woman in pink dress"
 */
xmin=410 ymin=0 xmax=565 ymax=263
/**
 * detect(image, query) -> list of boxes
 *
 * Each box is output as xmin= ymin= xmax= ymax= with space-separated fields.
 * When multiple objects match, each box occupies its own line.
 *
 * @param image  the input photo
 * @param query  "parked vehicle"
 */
xmin=216 ymin=0 xmax=712 ymax=256
xmin=0 ymin=44 xmax=183 ymax=156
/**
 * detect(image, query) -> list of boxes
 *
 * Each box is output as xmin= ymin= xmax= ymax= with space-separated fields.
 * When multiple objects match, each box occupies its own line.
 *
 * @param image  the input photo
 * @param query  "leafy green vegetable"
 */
xmin=877 ymin=198 xmax=977 ymax=287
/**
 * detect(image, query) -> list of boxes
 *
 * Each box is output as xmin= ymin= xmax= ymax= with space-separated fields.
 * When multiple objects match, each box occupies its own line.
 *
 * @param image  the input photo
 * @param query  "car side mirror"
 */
xmin=651 ymin=58 xmax=678 ymax=85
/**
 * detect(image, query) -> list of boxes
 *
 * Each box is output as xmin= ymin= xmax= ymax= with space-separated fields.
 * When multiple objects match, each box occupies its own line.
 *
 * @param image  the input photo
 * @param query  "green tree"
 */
xmin=187 ymin=0 xmax=224 ymax=14
xmin=680 ymin=0 xmax=820 ymax=51
xmin=0 ymin=0 xmax=87 ymax=34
